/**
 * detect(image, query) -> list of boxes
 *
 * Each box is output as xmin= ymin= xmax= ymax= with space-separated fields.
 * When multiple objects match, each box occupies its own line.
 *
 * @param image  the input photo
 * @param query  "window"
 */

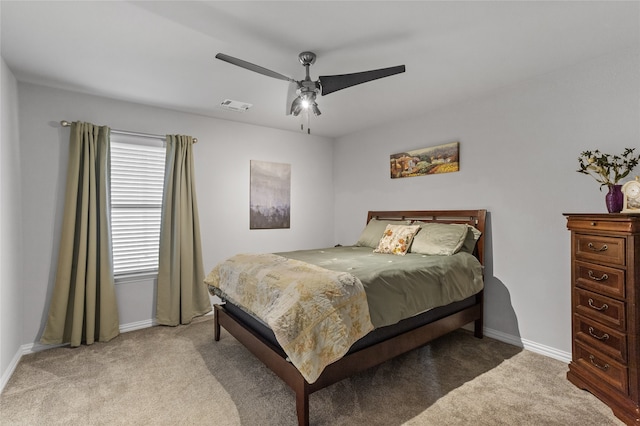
xmin=110 ymin=134 xmax=166 ymax=277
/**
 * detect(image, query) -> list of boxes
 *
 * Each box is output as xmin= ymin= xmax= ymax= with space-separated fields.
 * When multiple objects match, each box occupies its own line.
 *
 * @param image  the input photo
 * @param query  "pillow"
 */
xmin=373 ymin=224 xmax=420 ymax=255
xmin=410 ymin=222 xmax=468 ymax=255
xmin=459 ymin=225 xmax=482 ymax=254
xmin=355 ymin=219 xmax=411 ymax=248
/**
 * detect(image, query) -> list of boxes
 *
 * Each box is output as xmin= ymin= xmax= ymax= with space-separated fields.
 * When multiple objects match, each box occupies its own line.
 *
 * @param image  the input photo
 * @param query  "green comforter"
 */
xmin=277 ymin=246 xmax=484 ymax=328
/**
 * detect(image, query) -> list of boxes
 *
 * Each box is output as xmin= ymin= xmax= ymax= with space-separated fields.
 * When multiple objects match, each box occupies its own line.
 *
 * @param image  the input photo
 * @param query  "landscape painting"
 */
xmin=390 ymin=141 xmax=460 ymax=179
xmin=250 ymin=160 xmax=291 ymax=229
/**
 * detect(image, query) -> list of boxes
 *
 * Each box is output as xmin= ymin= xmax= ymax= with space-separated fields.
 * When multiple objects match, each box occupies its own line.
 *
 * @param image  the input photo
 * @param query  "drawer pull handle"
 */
xmin=588 ymin=327 xmax=610 ymax=341
xmin=588 ymin=270 xmax=609 ymax=282
xmin=587 ymin=242 xmax=608 ymax=252
xmin=589 ymin=355 xmax=610 ymax=371
xmin=588 ymin=298 xmax=609 ymax=311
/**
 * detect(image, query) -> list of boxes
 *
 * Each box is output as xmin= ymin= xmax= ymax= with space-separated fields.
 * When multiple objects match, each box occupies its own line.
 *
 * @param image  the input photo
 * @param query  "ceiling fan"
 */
xmin=215 ymin=51 xmax=405 ymax=131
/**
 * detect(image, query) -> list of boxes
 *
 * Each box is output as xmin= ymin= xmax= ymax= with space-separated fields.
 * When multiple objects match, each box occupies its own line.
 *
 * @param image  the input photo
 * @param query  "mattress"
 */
xmin=209 ymin=245 xmax=483 ymax=351
xmin=222 ymin=294 xmax=479 ymax=355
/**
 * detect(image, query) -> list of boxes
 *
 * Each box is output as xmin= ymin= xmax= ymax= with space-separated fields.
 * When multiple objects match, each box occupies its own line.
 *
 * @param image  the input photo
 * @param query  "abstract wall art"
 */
xmin=250 ymin=160 xmax=291 ymax=229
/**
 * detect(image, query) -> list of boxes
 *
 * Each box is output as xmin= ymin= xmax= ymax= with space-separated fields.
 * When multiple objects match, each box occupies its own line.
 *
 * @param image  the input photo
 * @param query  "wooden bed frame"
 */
xmin=213 ymin=209 xmax=487 ymax=425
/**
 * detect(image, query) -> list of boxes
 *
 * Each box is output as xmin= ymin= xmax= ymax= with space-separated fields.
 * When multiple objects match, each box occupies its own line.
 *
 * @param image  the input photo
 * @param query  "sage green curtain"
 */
xmin=156 ymin=135 xmax=211 ymax=325
xmin=41 ymin=122 xmax=120 ymax=347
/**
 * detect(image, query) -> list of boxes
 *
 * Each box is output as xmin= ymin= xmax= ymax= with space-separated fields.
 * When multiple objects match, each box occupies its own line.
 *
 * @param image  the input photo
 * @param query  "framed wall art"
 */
xmin=250 ymin=160 xmax=291 ymax=229
xmin=390 ymin=141 xmax=459 ymax=179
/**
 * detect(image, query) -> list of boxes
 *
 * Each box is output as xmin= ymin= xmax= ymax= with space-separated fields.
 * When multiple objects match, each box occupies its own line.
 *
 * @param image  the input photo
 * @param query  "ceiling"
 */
xmin=1 ymin=1 xmax=638 ymax=138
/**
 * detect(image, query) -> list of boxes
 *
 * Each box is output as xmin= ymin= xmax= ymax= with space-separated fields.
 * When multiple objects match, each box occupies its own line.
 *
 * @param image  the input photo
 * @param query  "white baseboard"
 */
xmin=482 ymin=327 xmax=572 ymax=363
xmin=0 ymin=347 xmax=23 ymax=394
xmin=119 ymin=319 xmax=156 ymax=333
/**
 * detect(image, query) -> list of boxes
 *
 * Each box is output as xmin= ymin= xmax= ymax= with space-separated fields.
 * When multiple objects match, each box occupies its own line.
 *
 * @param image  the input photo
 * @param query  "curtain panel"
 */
xmin=156 ymin=135 xmax=211 ymax=325
xmin=41 ymin=121 xmax=120 ymax=346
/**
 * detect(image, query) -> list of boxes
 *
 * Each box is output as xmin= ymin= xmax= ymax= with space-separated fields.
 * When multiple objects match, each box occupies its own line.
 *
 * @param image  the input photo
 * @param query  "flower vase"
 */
xmin=605 ymin=184 xmax=624 ymax=213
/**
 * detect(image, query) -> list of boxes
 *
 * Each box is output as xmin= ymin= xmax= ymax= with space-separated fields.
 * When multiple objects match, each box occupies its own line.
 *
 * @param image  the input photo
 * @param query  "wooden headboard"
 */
xmin=366 ymin=210 xmax=487 ymax=266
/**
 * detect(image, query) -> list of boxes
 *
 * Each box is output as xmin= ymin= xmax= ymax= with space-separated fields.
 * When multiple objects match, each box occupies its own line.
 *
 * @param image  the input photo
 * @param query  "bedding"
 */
xmin=277 ymin=246 xmax=484 ymax=328
xmin=410 ymin=222 xmax=469 ymax=255
xmin=205 ymin=246 xmax=484 ymax=382
xmin=204 ymin=253 xmax=374 ymax=383
xmin=355 ymin=218 xmax=411 ymax=247
xmin=460 ymin=224 xmax=482 ymax=254
xmin=373 ymin=224 xmax=420 ymax=255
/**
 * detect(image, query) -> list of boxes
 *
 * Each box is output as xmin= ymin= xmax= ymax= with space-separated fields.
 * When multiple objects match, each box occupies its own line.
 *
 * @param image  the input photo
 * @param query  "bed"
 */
xmin=205 ymin=209 xmax=487 ymax=425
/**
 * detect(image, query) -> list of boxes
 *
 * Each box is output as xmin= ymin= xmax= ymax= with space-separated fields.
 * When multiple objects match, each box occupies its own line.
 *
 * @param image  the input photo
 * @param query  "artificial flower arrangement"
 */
xmin=577 ymin=148 xmax=639 ymax=190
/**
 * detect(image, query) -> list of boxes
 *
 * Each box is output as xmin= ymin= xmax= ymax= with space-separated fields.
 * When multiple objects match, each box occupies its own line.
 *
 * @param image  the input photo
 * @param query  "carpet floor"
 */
xmin=0 ymin=316 xmax=624 ymax=425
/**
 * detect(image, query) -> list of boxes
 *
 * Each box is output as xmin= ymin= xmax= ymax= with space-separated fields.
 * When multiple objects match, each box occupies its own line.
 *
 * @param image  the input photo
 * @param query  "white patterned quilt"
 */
xmin=204 ymin=253 xmax=374 ymax=383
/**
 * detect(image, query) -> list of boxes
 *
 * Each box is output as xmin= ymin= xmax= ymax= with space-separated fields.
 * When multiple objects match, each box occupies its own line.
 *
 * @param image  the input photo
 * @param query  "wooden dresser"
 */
xmin=565 ymin=214 xmax=640 ymax=424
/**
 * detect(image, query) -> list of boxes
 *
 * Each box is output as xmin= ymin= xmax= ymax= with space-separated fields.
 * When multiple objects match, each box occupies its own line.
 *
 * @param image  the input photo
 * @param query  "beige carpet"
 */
xmin=0 ymin=316 xmax=624 ymax=425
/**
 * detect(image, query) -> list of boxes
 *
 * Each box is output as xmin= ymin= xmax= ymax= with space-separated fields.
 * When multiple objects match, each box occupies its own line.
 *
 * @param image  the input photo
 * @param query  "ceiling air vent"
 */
xmin=219 ymin=99 xmax=252 ymax=113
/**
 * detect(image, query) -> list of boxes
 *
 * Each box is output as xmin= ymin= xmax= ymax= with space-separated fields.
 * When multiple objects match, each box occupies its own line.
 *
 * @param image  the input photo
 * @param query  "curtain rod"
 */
xmin=60 ymin=121 xmax=197 ymax=143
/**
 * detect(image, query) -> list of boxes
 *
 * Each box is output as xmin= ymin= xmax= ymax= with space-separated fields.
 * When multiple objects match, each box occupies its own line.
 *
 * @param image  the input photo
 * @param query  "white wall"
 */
xmin=333 ymin=48 xmax=640 ymax=356
xmin=16 ymin=83 xmax=335 ymax=345
xmin=0 ymin=57 xmax=24 ymax=390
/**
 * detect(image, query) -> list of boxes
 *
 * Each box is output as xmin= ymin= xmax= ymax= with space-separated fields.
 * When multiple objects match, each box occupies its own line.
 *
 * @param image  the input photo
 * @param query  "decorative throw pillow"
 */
xmin=355 ymin=219 xmax=411 ymax=248
xmin=459 ymin=225 xmax=482 ymax=254
xmin=373 ymin=224 xmax=421 ymax=255
xmin=410 ymin=222 xmax=468 ymax=255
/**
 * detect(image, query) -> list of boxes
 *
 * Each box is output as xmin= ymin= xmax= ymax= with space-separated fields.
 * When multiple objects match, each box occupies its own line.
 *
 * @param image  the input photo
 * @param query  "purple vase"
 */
xmin=605 ymin=184 xmax=624 ymax=213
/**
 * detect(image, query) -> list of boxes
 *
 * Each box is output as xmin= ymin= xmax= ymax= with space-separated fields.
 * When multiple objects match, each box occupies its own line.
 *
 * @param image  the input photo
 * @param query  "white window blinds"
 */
xmin=110 ymin=134 xmax=166 ymax=276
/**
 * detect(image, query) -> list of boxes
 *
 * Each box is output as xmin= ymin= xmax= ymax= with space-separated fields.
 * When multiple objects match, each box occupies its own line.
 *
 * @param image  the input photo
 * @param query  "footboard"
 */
xmin=214 ymin=293 xmax=483 ymax=426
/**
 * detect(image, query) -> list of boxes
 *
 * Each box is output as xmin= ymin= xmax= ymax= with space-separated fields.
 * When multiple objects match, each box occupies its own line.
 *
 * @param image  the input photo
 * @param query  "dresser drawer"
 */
xmin=574 ymin=234 xmax=625 ymax=266
xmin=574 ymin=313 xmax=627 ymax=363
xmin=567 ymin=218 xmax=637 ymax=233
xmin=574 ymin=288 xmax=626 ymax=331
xmin=574 ymin=341 xmax=628 ymax=395
xmin=575 ymin=260 xmax=625 ymax=299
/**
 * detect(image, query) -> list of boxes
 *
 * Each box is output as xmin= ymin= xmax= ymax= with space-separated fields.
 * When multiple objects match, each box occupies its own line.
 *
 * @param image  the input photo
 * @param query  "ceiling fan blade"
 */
xmin=319 ymin=65 xmax=405 ymax=96
xmin=216 ymin=53 xmax=295 ymax=83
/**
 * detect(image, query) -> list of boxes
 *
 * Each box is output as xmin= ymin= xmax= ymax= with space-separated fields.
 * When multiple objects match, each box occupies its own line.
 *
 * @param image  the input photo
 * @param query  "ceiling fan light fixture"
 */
xmin=311 ymin=102 xmax=321 ymax=116
xmin=290 ymin=97 xmax=303 ymax=116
